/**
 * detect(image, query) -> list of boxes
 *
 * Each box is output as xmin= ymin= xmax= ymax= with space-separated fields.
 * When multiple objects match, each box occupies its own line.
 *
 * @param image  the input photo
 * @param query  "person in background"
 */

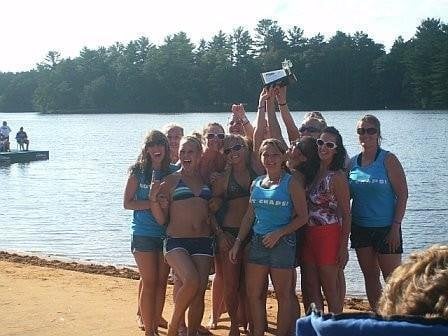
xmin=123 ymin=130 xmax=177 ymax=336
xmin=150 ymin=136 xmax=214 ymax=336
xmin=164 ymin=123 xmax=184 ymax=166
xmin=301 ymin=127 xmax=351 ymax=314
xmin=349 ymin=114 xmax=408 ymax=311
xmin=378 ymin=244 xmax=448 ymax=318
xmin=229 ymin=138 xmax=308 ymax=336
xmin=0 ymin=121 xmax=12 ymax=152
xmin=15 ymin=127 xmax=29 ymax=151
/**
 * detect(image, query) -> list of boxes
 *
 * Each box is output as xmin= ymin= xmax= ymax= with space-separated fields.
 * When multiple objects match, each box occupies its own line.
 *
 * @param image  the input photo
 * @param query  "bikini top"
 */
xmin=226 ymin=169 xmax=258 ymax=201
xmin=172 ymin=178 xmax=212 ymax=201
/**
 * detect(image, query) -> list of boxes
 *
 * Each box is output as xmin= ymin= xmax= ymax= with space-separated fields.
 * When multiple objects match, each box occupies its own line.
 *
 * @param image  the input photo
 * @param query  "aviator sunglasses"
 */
xmin=224 ymin=143 xmax=244 ymax=155
xmin=357 ymin=127 xmax=378 ymax=135
xmin=206 ymin=133 xmax=225 ymax=140
xmin=316 ymin=138 xmax=337 ymax=149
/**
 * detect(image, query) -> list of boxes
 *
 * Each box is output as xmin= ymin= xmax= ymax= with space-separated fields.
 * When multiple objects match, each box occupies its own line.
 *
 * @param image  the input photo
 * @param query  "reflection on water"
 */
xmin=1 ymin=110 xmax=447 ymax=295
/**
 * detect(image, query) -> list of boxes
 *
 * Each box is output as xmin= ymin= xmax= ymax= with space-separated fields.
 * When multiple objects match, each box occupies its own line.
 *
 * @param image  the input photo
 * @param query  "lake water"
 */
xmin=1 ymin=110 xmax=447 ymax=296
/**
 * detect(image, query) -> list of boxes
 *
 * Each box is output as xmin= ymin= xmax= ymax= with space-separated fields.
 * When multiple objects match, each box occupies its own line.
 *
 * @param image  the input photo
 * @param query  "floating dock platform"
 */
xmin=0 ymin=150 xmax=49 ymax=164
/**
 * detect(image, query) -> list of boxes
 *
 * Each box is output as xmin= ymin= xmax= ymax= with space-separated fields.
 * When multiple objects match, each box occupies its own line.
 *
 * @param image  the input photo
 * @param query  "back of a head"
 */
xmin=378 ymin=245 xmax=448 ymax=318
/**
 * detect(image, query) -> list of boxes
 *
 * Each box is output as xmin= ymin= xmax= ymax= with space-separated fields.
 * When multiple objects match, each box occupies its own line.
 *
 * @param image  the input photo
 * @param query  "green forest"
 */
xmin=0 ymin=18 xmax=447 ymax=113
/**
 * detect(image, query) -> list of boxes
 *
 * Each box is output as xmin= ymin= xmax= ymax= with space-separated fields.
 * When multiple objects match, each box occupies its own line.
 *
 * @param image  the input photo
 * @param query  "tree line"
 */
xmin=0 ymin=18 xmax=447 ymax=113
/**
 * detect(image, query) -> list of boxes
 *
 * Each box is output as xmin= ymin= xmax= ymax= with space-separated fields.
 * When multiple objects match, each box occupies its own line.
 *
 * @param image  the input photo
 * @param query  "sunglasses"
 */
xmin=357 ymin=127 xmax=378 ymax=135
xmin=316 ymin=138 xmax=337 ymax=149
xmin=299 ymin=126 xmax=320 ymax=133
xmin=224 ymin=143 xmax=244 ymax=155
xmin=206 ymin=133 xmax=225 ymax=140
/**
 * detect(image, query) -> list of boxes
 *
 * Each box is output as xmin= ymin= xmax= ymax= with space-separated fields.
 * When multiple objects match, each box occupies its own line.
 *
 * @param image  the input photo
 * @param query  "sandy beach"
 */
xmin=0 ymin=252 xmax=369 ymax=336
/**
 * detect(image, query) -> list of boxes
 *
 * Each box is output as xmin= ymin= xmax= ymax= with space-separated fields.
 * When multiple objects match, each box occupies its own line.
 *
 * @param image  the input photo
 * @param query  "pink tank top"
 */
xmin=308 ymin=171 xmax=340 ymax=226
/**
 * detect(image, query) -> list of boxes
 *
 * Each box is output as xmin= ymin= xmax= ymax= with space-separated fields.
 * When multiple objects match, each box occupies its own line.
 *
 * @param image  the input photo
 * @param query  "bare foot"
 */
xmin=137 ymin=314 xmax=145 ymax=331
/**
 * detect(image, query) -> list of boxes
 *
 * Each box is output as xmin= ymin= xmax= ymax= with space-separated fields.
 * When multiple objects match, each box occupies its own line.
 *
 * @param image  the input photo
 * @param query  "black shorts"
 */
xmin=131 ymin=235 xmax=163 ymax=253
xmin=164 ymin=237 xmax=215 ymax=257
xmin=350 ymin=224 xmax=403 ymax=254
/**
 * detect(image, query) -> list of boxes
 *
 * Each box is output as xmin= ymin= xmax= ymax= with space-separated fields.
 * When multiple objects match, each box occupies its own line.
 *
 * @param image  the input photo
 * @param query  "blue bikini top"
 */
xmin=172 ymin=179 xmax=212 ymax=201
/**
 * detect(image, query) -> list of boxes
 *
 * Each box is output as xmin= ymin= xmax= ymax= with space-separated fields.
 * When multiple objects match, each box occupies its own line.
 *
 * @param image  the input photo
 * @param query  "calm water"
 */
xmin=1 ymin=110 xmax=447 ymax=296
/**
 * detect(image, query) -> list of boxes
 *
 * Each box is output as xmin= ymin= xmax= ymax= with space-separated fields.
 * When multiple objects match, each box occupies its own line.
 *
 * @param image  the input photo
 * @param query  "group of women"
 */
xmin=124 ymin=86 xmax=408 ymax=336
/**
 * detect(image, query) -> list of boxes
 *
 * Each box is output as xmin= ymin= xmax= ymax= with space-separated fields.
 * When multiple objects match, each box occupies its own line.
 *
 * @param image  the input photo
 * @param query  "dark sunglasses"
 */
xmin=357 ymin=127 xmax=378 ymax=135
xmin=299 ymin=126 xmax=320 ymax=133
xmin=206 ymin=133 xmax=225 ymax=140
xmin=316 ymin=138 xmax=337 ymax=149
xmin=224 ymin=143 xmax=244 ymax=155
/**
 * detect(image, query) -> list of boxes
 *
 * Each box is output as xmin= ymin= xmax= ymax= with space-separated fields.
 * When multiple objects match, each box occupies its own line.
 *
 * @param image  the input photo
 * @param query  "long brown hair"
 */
xmin=129 ymin=130 xmax=171 ymax=182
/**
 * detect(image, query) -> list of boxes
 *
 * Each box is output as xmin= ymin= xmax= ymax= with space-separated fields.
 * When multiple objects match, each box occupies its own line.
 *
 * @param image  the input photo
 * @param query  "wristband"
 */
xmin=257 ymin=105 xmax=265 ymax=110
xmin=278 ymin=102 xmax=287 ymax=106
xmin=241 ymin=116 xmax=249 ymax=123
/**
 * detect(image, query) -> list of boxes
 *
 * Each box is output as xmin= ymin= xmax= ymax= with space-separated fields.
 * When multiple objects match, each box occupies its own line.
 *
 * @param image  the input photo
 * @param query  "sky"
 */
xmin=1 ymin=0 xmax=447 ymax=73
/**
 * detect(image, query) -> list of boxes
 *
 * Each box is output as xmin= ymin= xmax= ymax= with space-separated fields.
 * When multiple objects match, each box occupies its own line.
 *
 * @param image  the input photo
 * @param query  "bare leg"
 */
xmin=155 ymin=255 xmax=170 ymax=330
xmin=245 ymin=263 xmax=269 ymax=336
xmin=319 ymin=265 xmax=342 ymax=313
xmin=134 ymin=252 xmax=162 ymax=335
xmin=378 ymin=253 xmax=401 ymax=281
xmin=188 ymin=255 xmax=212 ymax=336
xmin=165 ymin=251 xmax=200 ymax=336
xmin=209 ymin=256 xmax=226 ymax=329
xmin=270 ymin=268 xmax=297 ymax=336
xmin=301 ymin=263 xmax=324 ymax=312
xmin=356 ymin=247 xmax=382 ymax=311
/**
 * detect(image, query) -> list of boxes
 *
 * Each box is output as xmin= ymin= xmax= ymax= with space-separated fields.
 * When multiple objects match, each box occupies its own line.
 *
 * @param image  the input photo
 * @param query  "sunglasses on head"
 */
xmin=206 ymin=133 xmax=225 ymax=140
xmin=316 ymin=138 xmax=337 ymax=149
xmin=357 ymin=127 xmax=378 ymax=135
xmin=299 ymin=126 xmax=320 ymax=133
xmin=224 ymin=143 xmax=244 ymax=155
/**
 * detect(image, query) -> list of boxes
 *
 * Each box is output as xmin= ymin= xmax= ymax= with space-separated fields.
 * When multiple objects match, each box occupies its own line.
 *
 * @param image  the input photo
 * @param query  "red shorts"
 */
xmin=301 ymin=224 xmax=341 ymax=266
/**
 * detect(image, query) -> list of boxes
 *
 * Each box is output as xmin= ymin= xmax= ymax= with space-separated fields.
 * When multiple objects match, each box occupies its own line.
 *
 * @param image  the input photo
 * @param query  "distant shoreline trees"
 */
xmin=0 ymin=18 xmax=447 ymax=113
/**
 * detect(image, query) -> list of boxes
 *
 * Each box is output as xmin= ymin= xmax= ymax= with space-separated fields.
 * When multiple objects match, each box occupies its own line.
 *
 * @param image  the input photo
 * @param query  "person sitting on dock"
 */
xmin=15 ymin=127 xmax=30 ymax=151
xmin=0 ymin=121 xmax=11 ymax=152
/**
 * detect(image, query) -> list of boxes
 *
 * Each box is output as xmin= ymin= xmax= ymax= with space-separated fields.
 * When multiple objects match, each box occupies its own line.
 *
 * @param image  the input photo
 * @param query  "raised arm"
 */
xmin=275 ymin=86 xmax=300 ymax=143
xmin=232 ymin=104 xmax=254 ymax=140
xmin=266 ymin=87 xmax=287 ymax=148
xmin=253 ymin=88 xmax=270 ymax=154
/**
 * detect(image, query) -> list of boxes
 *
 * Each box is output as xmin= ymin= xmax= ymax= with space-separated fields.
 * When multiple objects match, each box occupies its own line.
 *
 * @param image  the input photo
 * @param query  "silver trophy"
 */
xmin=261 ymin=59 xmax=297 ymax=87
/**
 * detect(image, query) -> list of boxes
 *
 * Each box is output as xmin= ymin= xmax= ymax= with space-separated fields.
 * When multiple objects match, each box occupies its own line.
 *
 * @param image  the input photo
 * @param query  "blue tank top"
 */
xmin=250 ymin=173 xmax=293 ymax=235
xmin=349 ymin=149 xmax=396 ymax=227
xmin=131 ymin=164 xmax=178 ymax=237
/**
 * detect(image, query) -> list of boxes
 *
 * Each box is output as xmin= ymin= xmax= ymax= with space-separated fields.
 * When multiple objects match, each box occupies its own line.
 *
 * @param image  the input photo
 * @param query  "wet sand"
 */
xmin=0 ymin=251 xmax=369 ymax=336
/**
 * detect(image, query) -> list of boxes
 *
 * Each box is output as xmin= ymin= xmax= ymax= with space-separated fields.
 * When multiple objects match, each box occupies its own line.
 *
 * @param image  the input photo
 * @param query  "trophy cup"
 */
xmin=260 ymin=59 xmax=297 ymax=87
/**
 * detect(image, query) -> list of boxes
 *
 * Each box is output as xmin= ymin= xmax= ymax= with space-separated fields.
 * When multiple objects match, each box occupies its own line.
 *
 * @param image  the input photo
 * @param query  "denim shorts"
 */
xmin=248 ymin=232 xmax=296 ymax=269
xmin=350 ymin=224 xmax=403 ymax=254
xmin=131 ymin=235 xmax=164 ymax=253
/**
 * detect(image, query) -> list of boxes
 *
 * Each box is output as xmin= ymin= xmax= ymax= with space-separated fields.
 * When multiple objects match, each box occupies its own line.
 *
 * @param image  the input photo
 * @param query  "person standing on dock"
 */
xmin=0 ymin=121 xmax=11 ymax=152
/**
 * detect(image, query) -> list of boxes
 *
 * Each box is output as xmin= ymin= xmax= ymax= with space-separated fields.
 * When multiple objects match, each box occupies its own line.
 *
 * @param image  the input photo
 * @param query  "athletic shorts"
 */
xmin=248 ymin=232 xmax=296 ymax=269
xmin=350 ymin=224 xmax=403 ymax=254
xmin=301 ymin=224 xmax=341 ymax=266
xmin=131 ymin=235 xmax=163 ymax=253
xmin=164 ymin=237 xmax=215 ymax=257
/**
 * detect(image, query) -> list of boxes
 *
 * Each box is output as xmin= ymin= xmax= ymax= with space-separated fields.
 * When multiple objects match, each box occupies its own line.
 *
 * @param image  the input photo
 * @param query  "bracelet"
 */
xmin=278 ymin=102 xmax=287 ymax=106
xmin=241 ymin=116 xmax=249 ymax=123
xmin=257 ymin=105 xmax=265 ymax=110
xmin=235 ymin=237 xmax=242 ymax=243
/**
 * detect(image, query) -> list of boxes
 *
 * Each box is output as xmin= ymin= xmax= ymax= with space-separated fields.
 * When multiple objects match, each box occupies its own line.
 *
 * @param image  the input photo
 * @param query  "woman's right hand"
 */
xmin=229 ymin=243 xmax=240 ymax=264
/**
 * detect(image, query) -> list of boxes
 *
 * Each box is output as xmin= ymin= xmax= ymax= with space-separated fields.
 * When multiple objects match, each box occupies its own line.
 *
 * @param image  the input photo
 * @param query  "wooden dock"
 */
xmin=0 ymin=150 xmax=49 ymax=164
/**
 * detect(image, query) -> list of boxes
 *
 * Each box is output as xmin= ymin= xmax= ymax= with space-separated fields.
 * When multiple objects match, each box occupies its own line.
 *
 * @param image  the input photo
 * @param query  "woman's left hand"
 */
xmin=262 ymin=230 xmax=282 ymax=249
xmin=337 ymin=246 xmax=349 ymax=268
xmin=386 ymin=224 xmax=401 ymax=253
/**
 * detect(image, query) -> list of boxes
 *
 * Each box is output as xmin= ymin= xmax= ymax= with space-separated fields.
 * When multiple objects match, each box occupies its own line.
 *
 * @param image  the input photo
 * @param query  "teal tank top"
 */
xmin=131 ymin=164 xmax=178 ymax=237
xmin=250 ymin=173 xmax=293 ymax=235
xmin=349 ymin=149 xmax=396 ymax=227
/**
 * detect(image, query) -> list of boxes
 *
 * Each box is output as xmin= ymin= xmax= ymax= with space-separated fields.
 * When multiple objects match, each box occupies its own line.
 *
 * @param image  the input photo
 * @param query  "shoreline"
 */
xmin=0 ymin=250 xmax=370 ymax=312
